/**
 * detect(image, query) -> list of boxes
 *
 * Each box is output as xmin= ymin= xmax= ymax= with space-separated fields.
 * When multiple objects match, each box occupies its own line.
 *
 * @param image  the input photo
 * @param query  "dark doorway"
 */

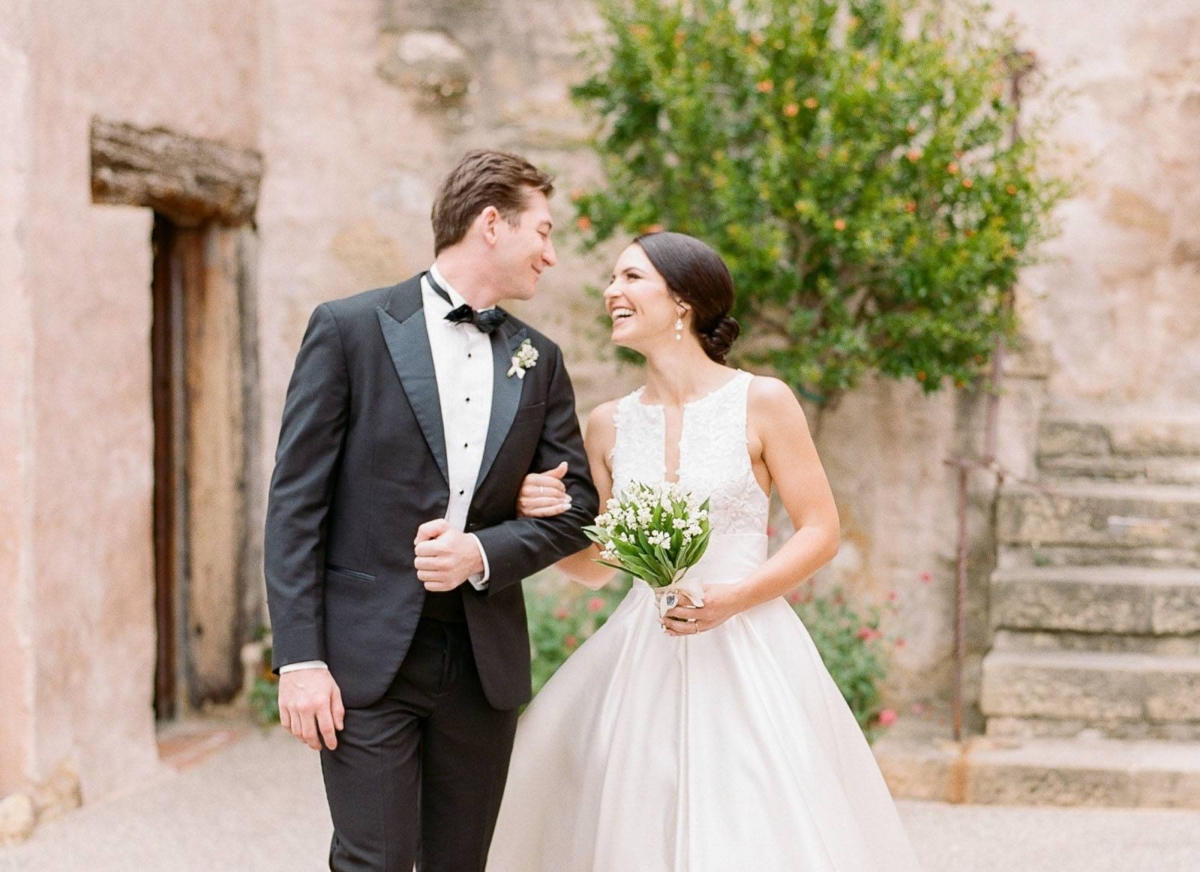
xmin=151 ymin=215 xmax=254 ymax=718
xmin=151 ymin=214 xmax=187 ymax=720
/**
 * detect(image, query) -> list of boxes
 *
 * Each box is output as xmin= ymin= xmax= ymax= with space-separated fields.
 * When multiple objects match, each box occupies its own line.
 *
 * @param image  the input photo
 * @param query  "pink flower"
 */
xmin=564 ymin=635 xmax=579 ymax=649
xmin=856 ymin=626 xmax=880 ymax=641
xmin=878 ymin=709 xmax=898 ymax=727
xmin=887 ymin=590 xmax=898 ymax=603
xmin=554 ymin=607 xmax=570 ymax=621
xmin=918 ymin=571 xmax=933 ymax=584
xmin=587 ymin=597 xmax=605 ymax=613
xmin=895 ymin=638 xmax=907 ymax=649
xmin=786 ymin=590 xmax=803 ymax=605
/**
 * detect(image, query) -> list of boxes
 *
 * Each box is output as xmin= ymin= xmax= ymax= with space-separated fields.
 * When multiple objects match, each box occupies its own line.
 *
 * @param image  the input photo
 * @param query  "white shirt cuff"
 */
xmin=279 ymin=660 xmax=328 ymax=674
xmin=467 ymin=533 xmax=490 ymax=590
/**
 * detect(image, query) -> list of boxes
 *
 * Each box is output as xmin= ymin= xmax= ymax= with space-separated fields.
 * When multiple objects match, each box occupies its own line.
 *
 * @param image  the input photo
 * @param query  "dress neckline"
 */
xmin=634 ymin=369 xmax=748 ymax=410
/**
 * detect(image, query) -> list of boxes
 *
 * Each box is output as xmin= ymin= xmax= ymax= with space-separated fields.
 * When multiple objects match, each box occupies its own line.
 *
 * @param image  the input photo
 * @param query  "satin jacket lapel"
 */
xmin=376 ymin=278 xmax=449 ymax=485
xmin=475 ymin=319 xmax=528 ymax=491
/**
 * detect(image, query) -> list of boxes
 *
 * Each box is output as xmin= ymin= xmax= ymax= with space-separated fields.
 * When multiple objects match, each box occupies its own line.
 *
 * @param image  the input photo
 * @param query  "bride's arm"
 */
xmin=735 ymin=377 xmax=840 ymax=605
xmin=516 ymin=402 xmax=619 ymax=589
xmin=665 ymin=377 xmax=839 ymax=634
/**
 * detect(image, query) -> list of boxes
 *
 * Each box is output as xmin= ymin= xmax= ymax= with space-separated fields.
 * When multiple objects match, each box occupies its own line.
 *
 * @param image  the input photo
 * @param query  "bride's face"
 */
xmin=603 ymin=244 xmax=683 ymax=354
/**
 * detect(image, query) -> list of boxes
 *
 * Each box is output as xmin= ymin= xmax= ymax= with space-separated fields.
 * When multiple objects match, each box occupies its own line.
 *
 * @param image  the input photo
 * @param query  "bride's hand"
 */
xmin=516 ymin=461 xmax=572 ymax=518
xmin=662 ymin=584 xmax=746 ymax=636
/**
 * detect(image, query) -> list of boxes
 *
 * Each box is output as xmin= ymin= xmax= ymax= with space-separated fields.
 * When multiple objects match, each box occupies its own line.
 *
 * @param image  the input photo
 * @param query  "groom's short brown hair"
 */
xmin=431 ymin=150 xmax=555 ymax=254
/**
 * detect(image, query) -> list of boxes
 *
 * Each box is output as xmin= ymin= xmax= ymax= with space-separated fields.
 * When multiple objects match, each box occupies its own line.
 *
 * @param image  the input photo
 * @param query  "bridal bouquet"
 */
xmin=584 ymin=482 xmax=712 ymax=617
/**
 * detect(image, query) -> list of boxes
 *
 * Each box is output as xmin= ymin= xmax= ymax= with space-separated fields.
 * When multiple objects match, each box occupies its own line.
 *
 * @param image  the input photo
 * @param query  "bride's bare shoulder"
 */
xmin=746 ymin=374 xmax=811 ymax=434
xmin=747 ymin=374 xmax=801 ymax=410
xmin=585 ymin=399 xmax=620 ymax=438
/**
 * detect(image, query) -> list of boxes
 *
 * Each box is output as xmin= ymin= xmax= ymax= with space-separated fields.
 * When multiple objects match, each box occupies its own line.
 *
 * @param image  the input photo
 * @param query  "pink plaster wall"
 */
xmin=20 ymin=0 xmax=262 ymax=800
xmin=0 ymin=0 xmax=36 ymax=798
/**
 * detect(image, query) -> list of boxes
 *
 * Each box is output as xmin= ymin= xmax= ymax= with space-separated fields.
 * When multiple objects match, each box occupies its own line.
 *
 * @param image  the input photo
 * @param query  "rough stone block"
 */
xmin=981 ymin=650 xmax=1200 ymax=724
xmin=997 ymin=482 xmax=1200 ymax=550
xmin=0 ymin=793 xmax=35 ymax=847
xmin=990 ymin=566 xmax=1200 ymax=635
xmin=1037 ymin=421 xmax=1111 ymax=458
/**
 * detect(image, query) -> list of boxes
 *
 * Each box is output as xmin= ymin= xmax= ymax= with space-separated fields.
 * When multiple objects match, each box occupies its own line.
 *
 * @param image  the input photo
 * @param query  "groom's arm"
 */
xmin=471 ymin=346 xmax=599 ymax=596
xmin=264 ymin=303 xmax=349 ymax=671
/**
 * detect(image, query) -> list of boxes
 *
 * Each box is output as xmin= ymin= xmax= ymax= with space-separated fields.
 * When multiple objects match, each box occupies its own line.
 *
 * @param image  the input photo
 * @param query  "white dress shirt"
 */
xmin=280 ymin=265 xmax=495 ymax=675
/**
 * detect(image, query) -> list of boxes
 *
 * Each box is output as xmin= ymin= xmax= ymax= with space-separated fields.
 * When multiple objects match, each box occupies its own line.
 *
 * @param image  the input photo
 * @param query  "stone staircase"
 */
xmin=975 ymin=409 xmax=1200 ymax=806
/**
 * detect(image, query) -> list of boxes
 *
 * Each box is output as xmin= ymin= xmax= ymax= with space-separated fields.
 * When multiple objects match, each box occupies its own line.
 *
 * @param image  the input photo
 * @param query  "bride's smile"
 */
xmin=603 ymin=243 xmax=688 ymax=351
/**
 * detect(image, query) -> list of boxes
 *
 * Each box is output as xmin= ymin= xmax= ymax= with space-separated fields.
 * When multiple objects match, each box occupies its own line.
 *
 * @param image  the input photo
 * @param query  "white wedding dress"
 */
xmin=487 ymin=371 xmax=921 ymax=871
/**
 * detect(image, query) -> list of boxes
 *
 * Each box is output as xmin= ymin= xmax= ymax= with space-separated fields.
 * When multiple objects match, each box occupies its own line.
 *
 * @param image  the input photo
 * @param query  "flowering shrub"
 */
xmin=525 ymin=574 xmax=634 ymax=696
xmin=787 ymin=585 xmax=897 ymax=742
xmin=572 ymin=0 xmax=1068 ymax=402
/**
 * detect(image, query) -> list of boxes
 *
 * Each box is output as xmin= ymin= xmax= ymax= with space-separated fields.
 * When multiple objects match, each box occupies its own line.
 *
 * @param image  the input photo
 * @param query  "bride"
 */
xmin=487 ymin=231 xmax=920 ymax=871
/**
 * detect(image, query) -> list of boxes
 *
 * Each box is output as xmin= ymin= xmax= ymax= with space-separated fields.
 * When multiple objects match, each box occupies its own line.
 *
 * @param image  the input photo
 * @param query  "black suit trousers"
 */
xmin=321 ymin=618 xmax=520 ymax=872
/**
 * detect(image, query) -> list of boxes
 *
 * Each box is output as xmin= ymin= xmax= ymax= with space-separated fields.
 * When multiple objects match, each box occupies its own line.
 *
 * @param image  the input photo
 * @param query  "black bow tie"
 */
xmin=426 ymin=272 xmax=507 ymax=335
xmin=445 ymin=303 xmax=508 ymax=335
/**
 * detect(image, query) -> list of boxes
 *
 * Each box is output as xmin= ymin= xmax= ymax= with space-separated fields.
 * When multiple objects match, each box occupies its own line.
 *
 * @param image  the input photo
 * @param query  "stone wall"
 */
xmin=992 ymin=0 xmax=1200 ymax=408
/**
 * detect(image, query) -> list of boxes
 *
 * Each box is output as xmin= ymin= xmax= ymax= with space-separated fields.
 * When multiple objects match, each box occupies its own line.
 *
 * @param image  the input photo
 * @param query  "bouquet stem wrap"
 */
xmin=655 ymin=569 xmax=706 ymax=618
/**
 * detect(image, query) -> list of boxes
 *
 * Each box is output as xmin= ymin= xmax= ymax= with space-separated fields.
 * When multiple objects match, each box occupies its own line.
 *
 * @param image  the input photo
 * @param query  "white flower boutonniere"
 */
xmin=507 ymin=338 xmax=538 ymax=379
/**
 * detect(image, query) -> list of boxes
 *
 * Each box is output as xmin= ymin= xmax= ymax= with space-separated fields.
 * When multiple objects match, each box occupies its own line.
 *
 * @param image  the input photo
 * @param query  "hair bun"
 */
xmin=700 ymin=315 xmax=740 ymax=364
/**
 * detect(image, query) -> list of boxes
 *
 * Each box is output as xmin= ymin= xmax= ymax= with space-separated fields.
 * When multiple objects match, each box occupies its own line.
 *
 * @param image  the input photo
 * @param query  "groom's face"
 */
xmin=494 ymin=190 xmax=557 ymax=302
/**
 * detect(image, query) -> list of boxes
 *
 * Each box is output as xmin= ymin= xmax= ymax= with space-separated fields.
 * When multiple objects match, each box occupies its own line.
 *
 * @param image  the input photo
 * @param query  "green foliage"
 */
xmin=525 ymin=574 xmax=633 ymax=696
xmin=247 ymin=635 xmax=281 ymax=727
xmin=249 ymin=673 xmax=281 ymax=727
xmin=572 ymin=0 xmax=1069 ymax=401
xmin=788 ymin=585 xmax=895 ymax=741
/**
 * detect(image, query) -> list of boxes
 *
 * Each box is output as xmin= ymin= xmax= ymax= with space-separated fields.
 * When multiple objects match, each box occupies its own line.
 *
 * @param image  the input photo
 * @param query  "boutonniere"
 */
xmin=507 ymin=338 xmax=539 ymax=379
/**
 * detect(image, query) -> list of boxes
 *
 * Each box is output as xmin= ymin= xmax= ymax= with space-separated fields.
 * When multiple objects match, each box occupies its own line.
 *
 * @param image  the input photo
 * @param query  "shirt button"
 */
xmin=465 ymin=397 xmax=470 ymax=402
xmin=463 ymin=442 xmax=469 ymax=449
xmin=468 ymin=353 xmax=472 ymax=359
xmin=459 ymin=489 xmax=465 ymax=496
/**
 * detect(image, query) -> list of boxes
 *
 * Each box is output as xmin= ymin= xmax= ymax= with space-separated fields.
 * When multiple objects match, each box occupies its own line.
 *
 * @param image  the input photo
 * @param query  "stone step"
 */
xmin=986 ymin=715 xmax=1200 ymax=742
xmin=1038 ymin=412 xmax=1200 ymax=459
xmin=990 ymin=566 xmax=1200 ymax=635
xmin=980 ymin=649 xmax=1200 ymax=725
xmin=874 ymin=734 xmax=1200 ymax=808
xmin=1039 ymin=454 xmax=1200 ymax=485
xmin=996 ymin=480 xmax=1200 ymax=551
xmin=992 ymin=629 xmax=1200 ymax=657
xmin=998 ymin=543 xmax=1200 ymax=571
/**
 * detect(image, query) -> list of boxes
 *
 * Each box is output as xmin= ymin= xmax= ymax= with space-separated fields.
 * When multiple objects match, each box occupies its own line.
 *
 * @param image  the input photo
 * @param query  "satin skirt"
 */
xmin=487 ymin=534 xmax=921 ymax=872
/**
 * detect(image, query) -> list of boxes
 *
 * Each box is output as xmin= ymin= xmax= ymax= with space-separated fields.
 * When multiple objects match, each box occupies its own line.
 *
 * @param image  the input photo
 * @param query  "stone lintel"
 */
xmin=89 ymin=118 xmax=263 ymax=226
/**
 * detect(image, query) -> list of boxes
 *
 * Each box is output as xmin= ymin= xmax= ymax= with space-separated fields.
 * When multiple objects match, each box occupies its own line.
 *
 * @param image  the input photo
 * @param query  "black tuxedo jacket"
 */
xmin=264 ymin=274 xmax=598 ymax=710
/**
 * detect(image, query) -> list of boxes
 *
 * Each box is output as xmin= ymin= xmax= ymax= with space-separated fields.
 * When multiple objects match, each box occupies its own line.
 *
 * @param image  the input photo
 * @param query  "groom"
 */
xmin=264 ymin=150 xmax=598 ymax=871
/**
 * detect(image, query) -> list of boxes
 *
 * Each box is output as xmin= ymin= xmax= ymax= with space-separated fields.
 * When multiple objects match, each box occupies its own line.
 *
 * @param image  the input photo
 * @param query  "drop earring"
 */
xmin=674 ymin=316 xmax=684 ymax=341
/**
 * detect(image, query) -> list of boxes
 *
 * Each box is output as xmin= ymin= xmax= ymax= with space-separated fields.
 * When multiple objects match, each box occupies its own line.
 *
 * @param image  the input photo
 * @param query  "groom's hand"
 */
xmin=279 ymin=668 xmax=345 ymax=751
xmin=414 ymin=519 xmax=485 ymax=590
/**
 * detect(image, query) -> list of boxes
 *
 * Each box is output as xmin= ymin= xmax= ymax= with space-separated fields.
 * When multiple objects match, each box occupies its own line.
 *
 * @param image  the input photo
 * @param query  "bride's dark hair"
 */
xmin=633 ymin=231 xmax=741 ymax=364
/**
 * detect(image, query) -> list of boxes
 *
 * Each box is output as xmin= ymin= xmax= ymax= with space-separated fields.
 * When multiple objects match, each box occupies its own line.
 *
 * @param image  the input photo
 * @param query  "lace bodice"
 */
xmin=610 ymin=370 xmax=769 ymax=537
